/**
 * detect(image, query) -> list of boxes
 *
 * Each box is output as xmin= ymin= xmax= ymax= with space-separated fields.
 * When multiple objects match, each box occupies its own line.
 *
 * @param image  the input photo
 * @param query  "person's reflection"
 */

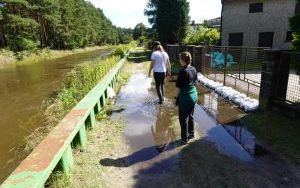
xmin=151 ymin=105 xmax=176 ymax=153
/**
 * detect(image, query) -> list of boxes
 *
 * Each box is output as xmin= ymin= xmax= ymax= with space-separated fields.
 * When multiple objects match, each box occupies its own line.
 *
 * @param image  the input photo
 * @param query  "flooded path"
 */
xmin=0 ymin=48 xmax=112 ymax=182
xmin=71 ymin=59 xmax=300 ymax=187
xmin=99 ymin=62 xmax=254 ymax=186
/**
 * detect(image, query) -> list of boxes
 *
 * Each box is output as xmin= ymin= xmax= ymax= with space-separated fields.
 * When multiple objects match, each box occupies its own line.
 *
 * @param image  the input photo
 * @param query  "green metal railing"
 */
xmin=1 ymin=53 xmax=129 ymax=188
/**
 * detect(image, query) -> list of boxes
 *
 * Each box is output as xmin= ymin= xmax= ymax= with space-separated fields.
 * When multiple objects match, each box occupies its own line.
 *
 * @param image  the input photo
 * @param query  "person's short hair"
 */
xmin=179 ymin=52 xmax=192 ymax=65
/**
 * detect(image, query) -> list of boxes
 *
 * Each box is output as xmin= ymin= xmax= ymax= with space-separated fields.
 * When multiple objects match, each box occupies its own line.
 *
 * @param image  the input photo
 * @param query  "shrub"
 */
xmin=184 ymin=26 xmax=220 ymax=45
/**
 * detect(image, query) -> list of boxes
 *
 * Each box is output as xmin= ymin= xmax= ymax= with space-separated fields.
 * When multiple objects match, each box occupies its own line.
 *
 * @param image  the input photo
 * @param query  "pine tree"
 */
xmin=145 ymin=0 xmax=190 ymax=44
xmin=0 ymin=0 xmax=132 ymax=51
xmin=290 ymin=0 xmax=300 ymax=50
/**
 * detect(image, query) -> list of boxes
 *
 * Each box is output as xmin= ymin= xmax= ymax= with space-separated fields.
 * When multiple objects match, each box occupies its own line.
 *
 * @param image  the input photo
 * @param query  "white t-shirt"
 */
xmin=151 ymin=51 xmax=169 ymax=73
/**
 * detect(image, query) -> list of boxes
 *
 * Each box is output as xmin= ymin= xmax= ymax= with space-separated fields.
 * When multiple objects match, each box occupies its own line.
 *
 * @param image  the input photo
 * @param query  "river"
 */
xmin=0 ymin=48 xmax=113 ymax=183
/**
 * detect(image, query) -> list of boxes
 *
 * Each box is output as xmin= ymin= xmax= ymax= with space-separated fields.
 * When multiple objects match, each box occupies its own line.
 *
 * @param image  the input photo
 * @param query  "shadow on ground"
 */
xmin=99 ymin=124 xmax=300 ymax=188
xmin=100 ymin=140 xmax=181 ymax=168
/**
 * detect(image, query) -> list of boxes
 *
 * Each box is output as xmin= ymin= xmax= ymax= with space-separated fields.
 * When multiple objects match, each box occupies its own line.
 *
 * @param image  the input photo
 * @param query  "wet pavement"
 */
xmin=109 ymin=62 xmax=254 ymax=183
xmin=98 ymin=60 xmax=300 ymax=187
xmin=112 ymin=64 xmax=183 ymax=174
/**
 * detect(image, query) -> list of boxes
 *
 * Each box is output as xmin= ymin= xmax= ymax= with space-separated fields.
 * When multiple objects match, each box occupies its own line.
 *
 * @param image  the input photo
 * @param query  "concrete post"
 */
xmin=94 ymin=101 xmax=101 ymax=114
xmin=59 ymin=145 xmax=74 ymax=174
xmin=100 ymin=95 xmax=106 ymax=107
xmin=86 ymin=110 xmax=96 ymax=128
xmin=73 ymin=123 xmax=88 ymax=147
xmin=192 ymin=46 xmax=203 ymax=72
xmin=259 ymin=50 xmax=291 ymax=108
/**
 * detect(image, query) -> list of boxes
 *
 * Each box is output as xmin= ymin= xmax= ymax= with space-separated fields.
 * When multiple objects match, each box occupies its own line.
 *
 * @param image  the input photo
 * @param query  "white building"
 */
xmin=221 ymin=0 xmax=299 ymax=49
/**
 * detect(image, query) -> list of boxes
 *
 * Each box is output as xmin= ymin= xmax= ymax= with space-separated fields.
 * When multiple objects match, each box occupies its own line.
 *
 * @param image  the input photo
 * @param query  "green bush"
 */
xmin=184 ymin=26 xmax=220 ymax=45
xmin=112 ymin=47 xmax=127 ymax=58
xmin=8 ymin=37 xmax=39 ymax=52
xmin=112 ymin=42 xmax=137 ymax=58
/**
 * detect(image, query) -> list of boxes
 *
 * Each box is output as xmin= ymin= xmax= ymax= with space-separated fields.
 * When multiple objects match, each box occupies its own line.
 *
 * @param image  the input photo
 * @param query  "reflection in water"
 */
xmin=114 ymin=71 xmax=181 ymax=152
xmin=111 ymin=67 xmax=187 ymax=174
xmin=223 ymin=125 xmax=256 ymax=156
xmin=197 ymin=85 xmax=247 ymax=124
xmin=0 ymin=48 xmax=112 ymax=183
xmin=197 ymin=85 xmax=256 ymax=156
xmin=151 ymin=105 xmax=177 ymax=153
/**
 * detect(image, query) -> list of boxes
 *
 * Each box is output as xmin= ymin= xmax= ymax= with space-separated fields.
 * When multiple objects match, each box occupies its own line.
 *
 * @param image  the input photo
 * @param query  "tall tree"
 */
xmin=133 ymin=23 xmax=146 ymax=40
xmin=0 ymin=0 xmax=128 ymax=51
xmin=145 ymin=0 xmax=190 ymax=44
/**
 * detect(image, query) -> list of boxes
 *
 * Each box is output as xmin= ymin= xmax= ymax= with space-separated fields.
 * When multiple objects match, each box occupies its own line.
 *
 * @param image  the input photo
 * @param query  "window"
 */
xmin=258 ymin=32 xmax=274 ymax=48
xmin=229 ymin=33 xmax=244 ymax=46
xmin=249 ymin=3 xmax=263 ymax=13
xmin=286 ymin=31 xmax=293 ymax=42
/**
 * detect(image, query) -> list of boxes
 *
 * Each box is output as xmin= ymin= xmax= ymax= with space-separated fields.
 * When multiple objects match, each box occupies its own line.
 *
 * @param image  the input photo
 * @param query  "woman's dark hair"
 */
xmin=180 ymin=52 xmax=192 ymax=65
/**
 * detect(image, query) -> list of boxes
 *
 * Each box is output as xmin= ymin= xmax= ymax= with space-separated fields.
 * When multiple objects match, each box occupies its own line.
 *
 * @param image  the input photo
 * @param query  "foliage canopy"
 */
xmin=184 ymin=26 xmax=220 ymax=45
xmin=0 ymin=0 xmax=133 ymax=51
xmin=144 ymin=0 xmax=190 ymax=44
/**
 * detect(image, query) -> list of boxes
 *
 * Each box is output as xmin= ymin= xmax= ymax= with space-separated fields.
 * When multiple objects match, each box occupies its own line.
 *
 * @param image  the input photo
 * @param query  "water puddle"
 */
xmin=111 ymin=66 xmax=187 ymax=174
xmin=110 ymin=63 xmax=257 ymax=177
xmin=197 ymin=84 xmax=260 ymax=159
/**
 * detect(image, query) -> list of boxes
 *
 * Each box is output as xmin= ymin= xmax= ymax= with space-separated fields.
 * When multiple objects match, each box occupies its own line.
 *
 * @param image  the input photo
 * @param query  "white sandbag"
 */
xmin=197 ymin=73 xmax=259 ymax=112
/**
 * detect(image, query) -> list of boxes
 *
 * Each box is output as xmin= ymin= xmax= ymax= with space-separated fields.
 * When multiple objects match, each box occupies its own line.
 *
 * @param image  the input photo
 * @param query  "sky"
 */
xmin=87 ymin=0 xmax=222 ymax=28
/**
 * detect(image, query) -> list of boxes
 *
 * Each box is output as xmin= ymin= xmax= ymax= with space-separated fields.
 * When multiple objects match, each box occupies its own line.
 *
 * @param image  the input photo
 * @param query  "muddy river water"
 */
xmin=0 ymin=48 xmax=112 ymax=182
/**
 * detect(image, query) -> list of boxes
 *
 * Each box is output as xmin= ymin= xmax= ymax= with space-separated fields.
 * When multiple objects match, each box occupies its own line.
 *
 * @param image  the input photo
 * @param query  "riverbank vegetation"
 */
xmin=0 ymin=46 xmax=108 ymax=66
xmin=24 ymin=43 xmax=135 ymax=151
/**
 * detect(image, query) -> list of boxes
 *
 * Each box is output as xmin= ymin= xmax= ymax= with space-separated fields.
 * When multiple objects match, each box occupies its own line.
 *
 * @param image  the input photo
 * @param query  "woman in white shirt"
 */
xmin=148 ymin=44 xmax=171 ymax=104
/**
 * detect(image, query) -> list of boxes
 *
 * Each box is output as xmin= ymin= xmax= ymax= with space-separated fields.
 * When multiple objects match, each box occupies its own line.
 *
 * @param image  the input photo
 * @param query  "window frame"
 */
xmin=249 ymin=3 xmax=264 ymax=13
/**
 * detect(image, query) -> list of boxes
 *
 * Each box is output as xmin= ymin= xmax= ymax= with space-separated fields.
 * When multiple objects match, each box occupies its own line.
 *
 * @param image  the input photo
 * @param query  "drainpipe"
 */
xmin=220 ymin=0 xmax=224 ymax=46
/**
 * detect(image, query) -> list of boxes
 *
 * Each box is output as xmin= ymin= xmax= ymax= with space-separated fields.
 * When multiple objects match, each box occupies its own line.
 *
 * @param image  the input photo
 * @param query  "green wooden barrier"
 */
xmin=1 ymin=53 xmax=129 ymax=188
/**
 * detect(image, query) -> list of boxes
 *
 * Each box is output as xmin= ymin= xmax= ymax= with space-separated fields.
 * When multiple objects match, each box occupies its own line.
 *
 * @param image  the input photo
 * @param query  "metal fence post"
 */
xmin=223 ymin=47 xmax=228 ymax=86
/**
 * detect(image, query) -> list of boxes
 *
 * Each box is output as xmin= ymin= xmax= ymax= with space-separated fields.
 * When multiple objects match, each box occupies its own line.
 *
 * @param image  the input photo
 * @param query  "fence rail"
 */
xmin=1 ymin=53 xmax=129 ymax=188
xmin=202 ymin=46 xmax=268 ymax=99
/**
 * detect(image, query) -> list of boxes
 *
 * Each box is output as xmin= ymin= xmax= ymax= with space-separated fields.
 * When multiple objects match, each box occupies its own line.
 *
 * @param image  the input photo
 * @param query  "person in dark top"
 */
xmin=176 ymin=52 xmax=198 ymax=145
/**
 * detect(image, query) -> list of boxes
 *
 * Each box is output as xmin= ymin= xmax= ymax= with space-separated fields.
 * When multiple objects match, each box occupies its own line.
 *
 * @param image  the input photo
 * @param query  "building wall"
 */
xmin=221 ymin=0 xmax=296 ymax=49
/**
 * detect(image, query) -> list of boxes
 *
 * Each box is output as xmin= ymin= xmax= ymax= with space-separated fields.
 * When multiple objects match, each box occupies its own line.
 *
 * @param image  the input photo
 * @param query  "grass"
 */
xmin=46 ymin=60 xmax=134 ymax=188
xmin=1 ymin=41 xmax=137 ymax=67
xmin=17 ymin=46 xmax=107 ymax=64
xmin=179 ymin=140 xmax=278 ymax=188
xmin=24 ymin=44 xmax=135 ymax=152
xmin=0 ymin=49 xmax=16 ymax=66
xmin=241 ymin=107 xmax=300 ymax=164
xmin=46 ymin=118 xmax=126 ymax=188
